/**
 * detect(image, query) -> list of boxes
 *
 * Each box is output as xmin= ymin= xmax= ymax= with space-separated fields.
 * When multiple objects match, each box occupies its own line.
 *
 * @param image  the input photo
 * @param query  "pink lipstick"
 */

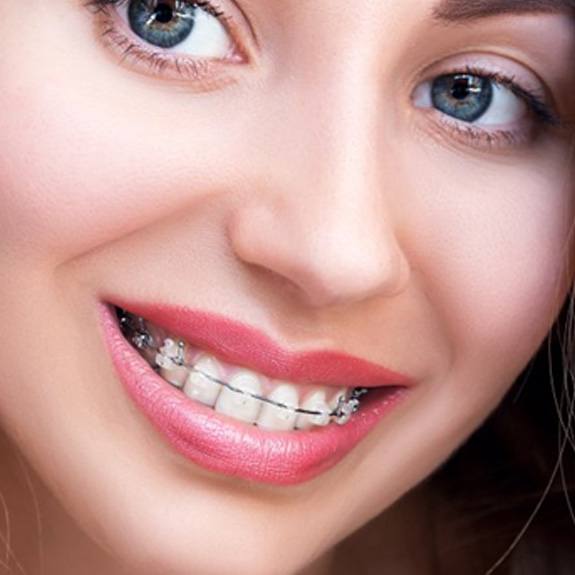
xmin=112 ymin=300 xmax=413 ymax=388
xmin=98 ymin=300 xmax=412 ymax=485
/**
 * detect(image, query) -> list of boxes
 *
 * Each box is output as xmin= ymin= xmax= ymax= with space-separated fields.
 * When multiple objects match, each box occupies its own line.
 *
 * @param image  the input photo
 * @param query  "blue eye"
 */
xmin=410 ymin=64 xmax=563 ymax=149
xmin=112 ymin=0 xmax=232 ymax=58
xmin=128 ymin=0 xmax=197 ymax=49
xmin=413 ymin=70 xmax=537 ymax=130
xmin=431 ymin=74 xmax=493 ymax=123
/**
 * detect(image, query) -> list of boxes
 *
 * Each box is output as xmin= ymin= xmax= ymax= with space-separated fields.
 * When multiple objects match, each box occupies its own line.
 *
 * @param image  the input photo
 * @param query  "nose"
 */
xmin=229 ymin=198 xmax=409 ymax=309
xmin=228 ymin=81 xmax=410 ymax=309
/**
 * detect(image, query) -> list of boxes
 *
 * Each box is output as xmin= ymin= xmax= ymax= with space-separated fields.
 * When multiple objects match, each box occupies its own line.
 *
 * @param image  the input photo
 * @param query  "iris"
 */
xmin=128 ymin=0 xmax=197 ymax=49
xmin=432 ymin=74 xmax=493 ymax=123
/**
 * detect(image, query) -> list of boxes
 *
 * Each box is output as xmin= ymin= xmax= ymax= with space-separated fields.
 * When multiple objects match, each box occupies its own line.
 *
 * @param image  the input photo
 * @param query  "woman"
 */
xmin=0 ymin=0 xmax=573 ymax=573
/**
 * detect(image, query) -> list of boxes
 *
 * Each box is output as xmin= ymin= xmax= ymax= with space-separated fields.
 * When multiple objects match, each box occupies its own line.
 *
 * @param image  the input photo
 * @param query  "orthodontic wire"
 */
xmin=118 ymin=310 xmax=366 ymax=422
xmin=154 ymin=339 xmax=361 ymax=420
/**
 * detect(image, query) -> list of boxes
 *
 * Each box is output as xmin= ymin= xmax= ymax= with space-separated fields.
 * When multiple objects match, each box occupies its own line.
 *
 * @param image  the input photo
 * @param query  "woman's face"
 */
xmin=0 ymin=1 xmax=574 ymax=573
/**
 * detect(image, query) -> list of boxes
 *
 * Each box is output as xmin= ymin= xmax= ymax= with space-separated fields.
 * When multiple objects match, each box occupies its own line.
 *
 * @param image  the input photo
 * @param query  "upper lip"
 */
xmin=109 ymin=298 xmax=414 ymax=388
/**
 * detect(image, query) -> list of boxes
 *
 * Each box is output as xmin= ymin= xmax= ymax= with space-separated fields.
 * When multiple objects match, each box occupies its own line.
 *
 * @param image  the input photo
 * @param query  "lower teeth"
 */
xmin=117 ymin=307 xmax=368 ymax=429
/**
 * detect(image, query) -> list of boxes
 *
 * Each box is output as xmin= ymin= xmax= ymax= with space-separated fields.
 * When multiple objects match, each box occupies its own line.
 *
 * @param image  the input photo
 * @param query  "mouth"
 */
xmin=118 ymin=307 xmax=370 ymax=430
xmin=98 ymin=299 xmax=412 ymax=485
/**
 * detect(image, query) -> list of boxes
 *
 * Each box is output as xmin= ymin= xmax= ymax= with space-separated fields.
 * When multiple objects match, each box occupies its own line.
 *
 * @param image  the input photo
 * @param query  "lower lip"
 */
xmin=98 ymin=302 xmax=408 ymax=485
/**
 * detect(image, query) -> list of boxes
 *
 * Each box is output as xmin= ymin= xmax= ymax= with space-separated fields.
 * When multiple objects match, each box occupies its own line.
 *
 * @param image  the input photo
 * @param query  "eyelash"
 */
xmin=84 ymin=0 xmax=226 ymax=19
xmin=83 ymin=0 xmax=563 ymax=150
xmin=83 ymin=0 xmax=238 ymax=82
xmin=431 ymin=65 xmax=561 ymax=149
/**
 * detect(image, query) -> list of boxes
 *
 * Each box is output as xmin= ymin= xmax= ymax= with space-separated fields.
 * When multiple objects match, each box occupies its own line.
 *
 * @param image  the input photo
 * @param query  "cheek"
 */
xmin=402 ymin=145 xmax=574 ymax=384
xmin=0 ymin=80 xmax=215 ymax=265
xmin=0 ymin=5 xmax=254 ymax=267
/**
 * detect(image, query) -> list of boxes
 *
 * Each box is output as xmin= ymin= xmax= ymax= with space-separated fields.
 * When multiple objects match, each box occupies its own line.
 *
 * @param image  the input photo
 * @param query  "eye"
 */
xmin=413 ymin=72 xmax=528 ymax=127
xmin=118 ymin=0 xmax=233 ymax=57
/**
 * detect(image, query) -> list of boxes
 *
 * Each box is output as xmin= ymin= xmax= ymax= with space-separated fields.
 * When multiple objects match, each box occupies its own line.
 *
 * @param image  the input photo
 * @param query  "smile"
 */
xmin=118 ymin=307 xmax=369 ymax=431
xmin=99 ymin=300 xmax=413 ymax=484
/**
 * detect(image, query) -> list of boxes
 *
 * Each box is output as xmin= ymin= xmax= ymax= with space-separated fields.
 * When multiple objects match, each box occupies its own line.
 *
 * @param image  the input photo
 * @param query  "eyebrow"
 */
xmin=433 ymin=0 xmax=575 ymax=22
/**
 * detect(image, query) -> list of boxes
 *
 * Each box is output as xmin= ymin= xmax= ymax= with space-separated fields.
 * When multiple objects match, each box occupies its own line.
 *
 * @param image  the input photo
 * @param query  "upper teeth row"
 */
xmin=119 ymin=311 xmax=367 ymax=430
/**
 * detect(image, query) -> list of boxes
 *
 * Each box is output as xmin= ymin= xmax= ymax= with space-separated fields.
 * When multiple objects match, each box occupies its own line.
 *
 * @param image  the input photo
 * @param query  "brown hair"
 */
xmin=431 ymin=292 xmax=575 ymax=574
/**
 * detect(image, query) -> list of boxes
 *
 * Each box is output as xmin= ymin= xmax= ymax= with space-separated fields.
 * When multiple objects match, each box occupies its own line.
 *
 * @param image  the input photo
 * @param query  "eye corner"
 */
xmin=411 ymin=81 xmax=433 ymax=109
xmin=218 ymin=1 xmax=260 ymax=67
xmin=86 ymin=0 xmax=259 ymax=85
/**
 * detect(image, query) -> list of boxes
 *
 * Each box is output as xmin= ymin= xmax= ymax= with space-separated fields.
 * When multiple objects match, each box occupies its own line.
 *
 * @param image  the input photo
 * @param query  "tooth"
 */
xmin=183 ymin=354 xmax=223 ymax=407
xmin=256 ymin=383 xmax=299 ymax=431
xmin=160 ymin=365 xmax=190 ymax=389
xmin=155 ymin=340 xmax=189 ymax=389
xmin=329 ymin=387 xmax=348 ymax=411
xmin=295 ymin=390 xmax=330 ymax=430
xmin=215 ymin=369 xmax=262 ymax=424
xmin=143 ymin=322 xmax=167 ymax=355
xmin=142 ymin=345 xmax=159 ymax=365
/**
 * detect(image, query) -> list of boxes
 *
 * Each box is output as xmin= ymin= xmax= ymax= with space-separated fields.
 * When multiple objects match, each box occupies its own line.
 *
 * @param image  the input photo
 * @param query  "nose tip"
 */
xmin=228 ymin=203 xmax=410 ymax=308
xmin=292 ymin=240 xmax=410 ymax=307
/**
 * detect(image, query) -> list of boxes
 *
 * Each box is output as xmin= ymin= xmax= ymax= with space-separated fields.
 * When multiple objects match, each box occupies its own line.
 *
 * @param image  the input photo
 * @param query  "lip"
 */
xmin=98 ymin=300 xmax=412 ymax=485
xmin=108 ymin=299 xmax=414 ymax=388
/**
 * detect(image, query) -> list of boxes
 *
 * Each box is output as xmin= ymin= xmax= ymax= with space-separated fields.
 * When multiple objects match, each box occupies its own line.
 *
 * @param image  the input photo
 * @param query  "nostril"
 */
xmin=227 ymin=201 xmax=410 ymax=308
xmin=288 ymin=254 xmax=409 ymax=308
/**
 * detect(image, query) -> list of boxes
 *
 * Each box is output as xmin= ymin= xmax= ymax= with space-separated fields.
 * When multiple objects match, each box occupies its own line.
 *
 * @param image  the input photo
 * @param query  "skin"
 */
xmin=0 ymin=1 xmax=574 ymax=574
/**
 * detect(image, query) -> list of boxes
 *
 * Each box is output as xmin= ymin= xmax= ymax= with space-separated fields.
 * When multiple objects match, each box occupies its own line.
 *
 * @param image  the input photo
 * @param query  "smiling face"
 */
xmin=0 ymin=1 xmax=574 ymax=574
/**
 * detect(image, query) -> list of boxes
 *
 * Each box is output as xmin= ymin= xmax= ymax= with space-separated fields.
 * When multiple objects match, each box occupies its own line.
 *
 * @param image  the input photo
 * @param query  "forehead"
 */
xmin=253 ymin=0 xmax=575 ymax=45
xmin=274 ymin=0 xmax=575 ymax=18
xmin=433 ymin=0 xmax=575 ymax=21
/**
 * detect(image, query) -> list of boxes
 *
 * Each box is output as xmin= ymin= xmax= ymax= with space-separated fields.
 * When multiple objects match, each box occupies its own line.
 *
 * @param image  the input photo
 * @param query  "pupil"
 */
xmin=430 ymin=73 xmax=492 ymax=123
xmin=451 ymin=78 xmax=471 ymax=101
xmin=154 ymin=2 xmax=174 ymax=23
xmin=129 ymin=0 xmax=196 ymax=49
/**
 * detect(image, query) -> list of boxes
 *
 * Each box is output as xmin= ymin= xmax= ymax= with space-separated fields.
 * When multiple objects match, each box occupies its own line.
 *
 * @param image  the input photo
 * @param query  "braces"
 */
xmin=118 ymin=308 xmax=368 ymax=425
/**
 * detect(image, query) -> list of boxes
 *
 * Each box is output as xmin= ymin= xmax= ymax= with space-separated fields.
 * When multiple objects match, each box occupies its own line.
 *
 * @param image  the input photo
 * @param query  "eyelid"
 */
xmin=410 ymin=53 xmax=562 ymax=152
xmin=413 ymin=52 xmax=556 ymax=114
xmin=87 ymin=0 xmax=258 ymax=84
